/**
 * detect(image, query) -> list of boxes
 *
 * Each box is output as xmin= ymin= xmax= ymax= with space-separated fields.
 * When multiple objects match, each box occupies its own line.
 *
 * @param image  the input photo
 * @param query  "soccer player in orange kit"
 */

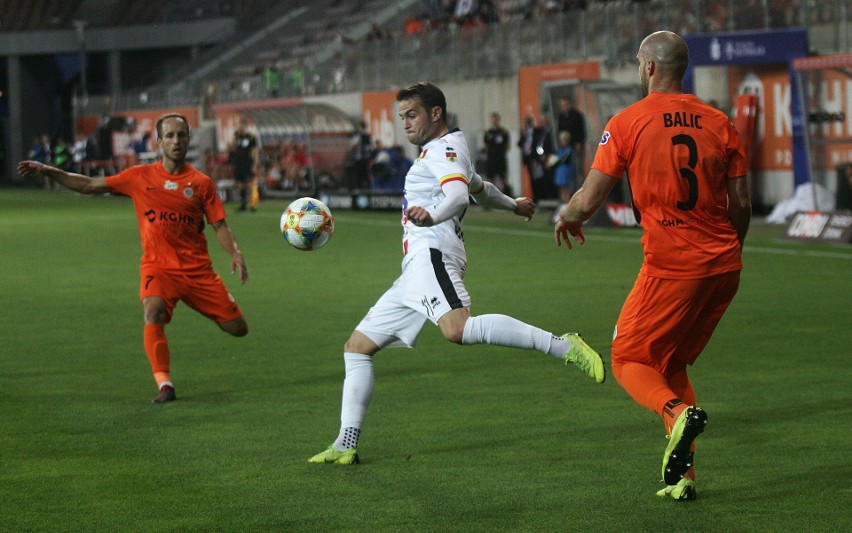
xmin=554 ymin=31 xmax=752 ymax=500
xmin=18 ymin=113 xmax=249 ymax=403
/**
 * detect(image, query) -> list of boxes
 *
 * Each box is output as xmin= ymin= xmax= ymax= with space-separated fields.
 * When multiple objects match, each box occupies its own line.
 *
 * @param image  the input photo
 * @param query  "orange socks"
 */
xmin=662 ymin=399 xmax=687 ymax=434
xmin=144 ymin=324 xmax=172 ymax=387
xmin=613 ymin=362 xmax=679 ymax=418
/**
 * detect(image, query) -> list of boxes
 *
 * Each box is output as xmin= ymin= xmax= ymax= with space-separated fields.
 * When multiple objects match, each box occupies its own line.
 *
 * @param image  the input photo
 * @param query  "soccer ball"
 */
xmin=280 ymin=197 xmax=334 ymax=251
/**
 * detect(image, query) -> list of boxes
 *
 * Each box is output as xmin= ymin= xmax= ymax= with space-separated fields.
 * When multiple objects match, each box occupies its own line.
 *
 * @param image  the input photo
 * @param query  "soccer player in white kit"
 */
xmin=309 ymin=82 xmax=605 ymax=465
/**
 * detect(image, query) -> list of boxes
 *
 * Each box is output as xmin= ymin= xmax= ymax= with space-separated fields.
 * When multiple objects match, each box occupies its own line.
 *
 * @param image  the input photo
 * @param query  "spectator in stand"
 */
xmin=53 ymin=137 xmax=71 ymax=172
xmin=483 ymin=112 xmax=511 ymax=195
xmin=28 ymin=135 xmax=50 ymax=165
xmin=263 ymin=62 xmax=281 ymax=98
xmin=550 ymin=130 xmax=574 ymax=223
xmin=290 ymin=57 xmax=305 ymax=96
xmin=71 ymin=133 xmax=88 ymax=173
xmin=349 ymin=121 xmax=372 ymax=190
xmin=518 ymin=114 xmax=543 ymax=199
xmin=556 ymin=97 xmax=587 ymax=186
xmin=534 ymin=115 xmax=557 ymax=200
xmin=390 ymin=145 xmax=412 ymax=191
xmin=28 ymin=134 xmax=54 ymax=190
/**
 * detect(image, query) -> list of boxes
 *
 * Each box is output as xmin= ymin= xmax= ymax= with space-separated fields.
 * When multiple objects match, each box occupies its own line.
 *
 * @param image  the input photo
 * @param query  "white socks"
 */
xmin=461 ymin=314 xmax=569 ymax=359
xmin=334 ymin=352 xmax=374 ymax=450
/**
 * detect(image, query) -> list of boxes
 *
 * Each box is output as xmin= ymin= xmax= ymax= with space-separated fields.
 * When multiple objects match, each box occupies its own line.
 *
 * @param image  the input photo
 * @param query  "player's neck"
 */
xmin=648 ymin=79 xmax=684 ymax=95
xmin=426 ymin=125 xmax=450 ymax=144
xmin=161 ymin=158 xmax=186 ymax=174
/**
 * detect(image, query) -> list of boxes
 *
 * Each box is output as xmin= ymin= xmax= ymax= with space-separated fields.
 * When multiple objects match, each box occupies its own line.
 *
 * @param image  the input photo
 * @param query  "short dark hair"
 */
xmin=397 ymin=82 xmax=447 ymax=123
xmin=155 ymin=113 xmax=191 ymax=139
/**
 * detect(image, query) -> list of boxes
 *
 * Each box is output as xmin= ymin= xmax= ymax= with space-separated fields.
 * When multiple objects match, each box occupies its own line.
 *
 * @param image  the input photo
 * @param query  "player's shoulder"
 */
xmin=184 ymin=163 xmax=213 ymax=180
xmin=108 ymin=162 xmax=149 ymax=182
xmin=429 ymin=130 xmax=469 ymax=157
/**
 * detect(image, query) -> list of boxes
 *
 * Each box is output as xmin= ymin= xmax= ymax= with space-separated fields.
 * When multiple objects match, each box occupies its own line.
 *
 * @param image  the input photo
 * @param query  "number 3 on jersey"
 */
xmin=672 ymin=134 xmax=698 ymax=212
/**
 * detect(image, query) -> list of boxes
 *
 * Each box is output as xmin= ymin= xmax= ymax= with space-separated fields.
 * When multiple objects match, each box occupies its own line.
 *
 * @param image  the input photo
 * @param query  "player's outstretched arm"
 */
xmin=469 ymin=174 xmax=533 ymax=219
xmin=555 ymin=169 xmax=618 ymax=249
xmin=211 ymin=219 xmax=248 ymax=284
xmin=17 ymin=160 xmax=110 ymax=194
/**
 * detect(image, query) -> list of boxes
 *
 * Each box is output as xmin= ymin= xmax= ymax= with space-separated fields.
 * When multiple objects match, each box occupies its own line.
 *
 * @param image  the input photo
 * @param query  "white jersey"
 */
xmin=401 ymin=129 xmax=472 ymax=265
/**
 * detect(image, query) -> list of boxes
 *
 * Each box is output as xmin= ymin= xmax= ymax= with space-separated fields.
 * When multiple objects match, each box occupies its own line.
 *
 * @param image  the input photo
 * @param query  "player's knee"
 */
xmin=440 ymin=323 xmax=465 ymax=345
xmin=220 ymin=318 xmax=248 ymax=337
xmin=344 ymin=331 xmax=380 ymax=355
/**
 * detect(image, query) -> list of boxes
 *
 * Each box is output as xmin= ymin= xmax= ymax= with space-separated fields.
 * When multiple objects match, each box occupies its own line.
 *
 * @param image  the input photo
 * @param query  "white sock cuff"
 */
xmin=344 ymin=352 xmax=372 ymax=368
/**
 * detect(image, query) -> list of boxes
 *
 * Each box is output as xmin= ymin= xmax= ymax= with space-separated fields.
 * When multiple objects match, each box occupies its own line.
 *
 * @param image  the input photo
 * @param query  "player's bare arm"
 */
xmin=555 ymin=168 xmax=618 ymax=248
xmin=17 ymin=160 xmax=110 ymax=194
xmin=211 ymin=219 xmax=249 ymax=283
xmin=726 ymin=175 xmax=752 ymax=247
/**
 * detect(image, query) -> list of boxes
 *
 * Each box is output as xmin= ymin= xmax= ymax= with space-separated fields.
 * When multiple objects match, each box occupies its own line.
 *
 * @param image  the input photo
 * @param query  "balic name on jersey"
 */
xmin=663 ymin=112 xmax=702 ymax=129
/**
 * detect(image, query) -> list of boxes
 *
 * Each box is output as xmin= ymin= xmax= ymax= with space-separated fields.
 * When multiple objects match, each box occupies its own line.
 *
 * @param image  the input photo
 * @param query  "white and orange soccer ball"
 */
xmin=279 ymin=197 xmax=334 ymax=251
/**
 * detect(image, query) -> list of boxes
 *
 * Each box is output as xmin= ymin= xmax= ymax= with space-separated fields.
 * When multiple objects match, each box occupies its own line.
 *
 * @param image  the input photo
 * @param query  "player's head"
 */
xmin=156 ymin=113 xmax=191 ymax=164
xmin=397 ymin=82 xmax=448 ymax=146
xmin=155 ymin=113 xmax=191 ymax=140
xmin=490 ymin=112 xmax=501 ymax=126
xmin=637 ymin=31 xmax=689 ymax=95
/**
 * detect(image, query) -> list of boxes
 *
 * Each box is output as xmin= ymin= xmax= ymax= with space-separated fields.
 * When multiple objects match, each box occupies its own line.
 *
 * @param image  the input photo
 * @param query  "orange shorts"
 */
xmin=139 ymin=265 xmax=243 ymax=324
xmin=611 ymin=270 xmax=740 ymax=371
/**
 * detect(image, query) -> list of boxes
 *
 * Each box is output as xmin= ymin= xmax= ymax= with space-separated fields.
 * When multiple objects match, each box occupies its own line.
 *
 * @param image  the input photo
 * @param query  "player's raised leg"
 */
xmin=452 ymin=311 xmax=605 ymax=383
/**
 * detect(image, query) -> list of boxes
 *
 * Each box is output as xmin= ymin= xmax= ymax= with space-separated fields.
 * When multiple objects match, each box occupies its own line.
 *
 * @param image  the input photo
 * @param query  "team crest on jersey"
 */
xmin=599 ymin=131 xmax=611 ymax=145
xmin=445 ymin=149 xmax=458 ymax=162
xmin=164 ymin=180 xmax=178 ymax=191
xmin=417 ymin=149 xmax=428 ymax=161
xmin=183 ymin=187 xmax=194 ymax=198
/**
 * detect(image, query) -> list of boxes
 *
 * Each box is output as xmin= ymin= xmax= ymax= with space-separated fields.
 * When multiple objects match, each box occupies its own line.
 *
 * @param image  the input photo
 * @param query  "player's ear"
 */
xmin=646 ymin=60 xmax=656 ymax=77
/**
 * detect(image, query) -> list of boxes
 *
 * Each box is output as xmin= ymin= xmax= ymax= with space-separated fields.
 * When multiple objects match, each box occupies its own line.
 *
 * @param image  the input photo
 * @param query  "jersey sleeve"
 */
xmin=590 ymin=117 xmax=627 ymax=180
xmin=428 ymin=142 xmax=471 ymax=188
xmin=725 ymin=120 xmax=749 ymax=179
xmin=104 ymin=167 xmax=136 ymax=196
xmin=200 ymin=175 xmax=227 ymax=223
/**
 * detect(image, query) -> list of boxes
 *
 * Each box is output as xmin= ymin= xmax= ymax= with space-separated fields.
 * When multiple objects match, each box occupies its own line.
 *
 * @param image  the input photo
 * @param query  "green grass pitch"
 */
xmin=0 ymin=188 xmax=850 ymax=531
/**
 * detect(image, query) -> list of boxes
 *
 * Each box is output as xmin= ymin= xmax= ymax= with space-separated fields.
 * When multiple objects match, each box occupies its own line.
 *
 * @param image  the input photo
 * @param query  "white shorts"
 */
xmin=356 ymin=248 xmax=470 ymax=348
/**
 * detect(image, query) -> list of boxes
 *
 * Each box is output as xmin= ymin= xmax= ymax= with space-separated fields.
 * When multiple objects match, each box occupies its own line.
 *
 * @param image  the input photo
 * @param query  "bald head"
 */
xmin=640 ymin=31 xmax=689 ymax=76
xmin=637 ymin=31 xmax=689 ymax=94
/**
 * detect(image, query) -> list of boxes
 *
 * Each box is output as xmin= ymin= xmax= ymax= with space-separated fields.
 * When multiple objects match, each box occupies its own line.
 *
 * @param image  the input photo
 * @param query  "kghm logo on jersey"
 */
xmin=164 ymin=180 xmax=178 ymax=191
xmin=445 ymin=148 xmax=457 ymax=162
xmin=599 ymin=131 xmax=611 ymax=145
xmin=143 ymin=209 xmax=198 ymax=227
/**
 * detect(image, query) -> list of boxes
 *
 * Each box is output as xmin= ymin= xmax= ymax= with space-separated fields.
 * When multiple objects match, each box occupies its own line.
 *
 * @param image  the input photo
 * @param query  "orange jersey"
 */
xmin=106 ymin=161 xmax=226 ymax=272
xmin=592 ymin=92 xmax=748 ymax=279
